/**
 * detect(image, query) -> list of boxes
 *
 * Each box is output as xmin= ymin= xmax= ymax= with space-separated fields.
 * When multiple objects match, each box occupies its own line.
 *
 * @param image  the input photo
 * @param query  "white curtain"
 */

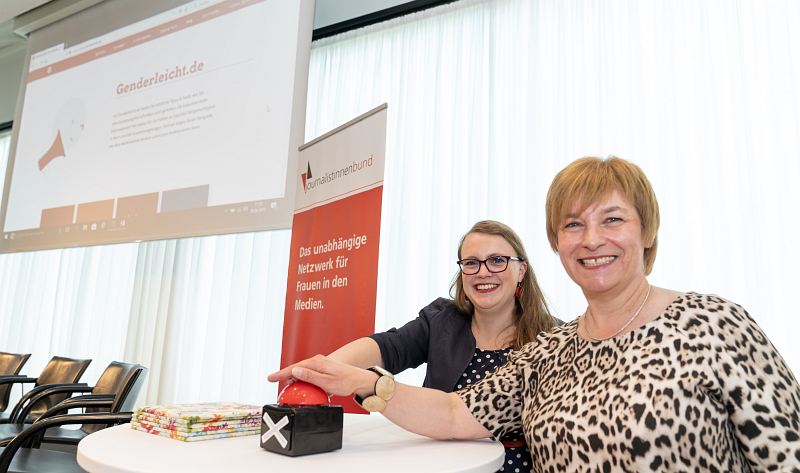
xmin=122 ymin=231 xmax=290 ymax=405
xmin=0 ymin=0 xmax=799 ymax=406
xmin=305 ymin=0 xmax=800 ymax=383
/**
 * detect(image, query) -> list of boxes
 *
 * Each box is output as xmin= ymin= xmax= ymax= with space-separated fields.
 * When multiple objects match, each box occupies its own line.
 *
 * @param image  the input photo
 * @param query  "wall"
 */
xmin=0 ymin=44 xmax=24 ymax=123
xmin=313 ymin=0 xmax=409 ymax=28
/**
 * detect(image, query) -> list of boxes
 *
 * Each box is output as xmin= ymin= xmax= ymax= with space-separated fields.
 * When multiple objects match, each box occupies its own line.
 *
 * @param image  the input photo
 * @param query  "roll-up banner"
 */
xmin=280 ymin=104 xmax=387 ymax=412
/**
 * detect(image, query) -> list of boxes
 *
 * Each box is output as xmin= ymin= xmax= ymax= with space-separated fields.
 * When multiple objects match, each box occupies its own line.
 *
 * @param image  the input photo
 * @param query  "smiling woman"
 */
xmin=546 ymin=156 xmax=660 ymax=276
xmin=556 ymin=191 xmax=650 ymax=304
xmin=545 ymin=158 xmax=666 ymax=337
xmin=457 ymin=233 xmax=526 ymax=340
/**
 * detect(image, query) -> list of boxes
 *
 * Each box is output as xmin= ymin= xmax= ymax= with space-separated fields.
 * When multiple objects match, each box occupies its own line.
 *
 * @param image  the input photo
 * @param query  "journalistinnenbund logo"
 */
xmin=301 ymin=162 xmax=312 ymax=193
xmin=300 ymin=155 xmax=374 ymax=194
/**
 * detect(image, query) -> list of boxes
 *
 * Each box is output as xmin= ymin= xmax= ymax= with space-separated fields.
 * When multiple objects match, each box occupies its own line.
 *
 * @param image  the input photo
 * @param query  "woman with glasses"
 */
xmin=270 ymin=157 xmax=800 ymax=471
xmin=325 ymin=220 xmax=556 ymax=473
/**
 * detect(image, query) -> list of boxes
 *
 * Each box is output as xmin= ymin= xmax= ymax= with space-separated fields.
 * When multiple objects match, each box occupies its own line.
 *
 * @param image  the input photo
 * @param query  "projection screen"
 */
xmin=0 ymin=0 xmax=313 ymax=253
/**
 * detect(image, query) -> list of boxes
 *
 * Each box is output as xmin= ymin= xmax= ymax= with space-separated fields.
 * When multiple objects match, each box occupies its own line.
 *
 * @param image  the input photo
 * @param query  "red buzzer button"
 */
xmin=278 ymin=381 xmax=330 ymax=406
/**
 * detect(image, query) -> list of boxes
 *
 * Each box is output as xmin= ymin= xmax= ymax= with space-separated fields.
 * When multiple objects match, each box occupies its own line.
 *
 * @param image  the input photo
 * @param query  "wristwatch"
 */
xmin=354 ymin=366 xmax=395 ymax=412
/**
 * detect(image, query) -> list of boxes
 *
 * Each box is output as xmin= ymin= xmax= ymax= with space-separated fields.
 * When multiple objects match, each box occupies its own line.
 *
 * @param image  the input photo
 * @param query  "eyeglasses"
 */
xmin=456 ymin=256 xmax=523 ymax=275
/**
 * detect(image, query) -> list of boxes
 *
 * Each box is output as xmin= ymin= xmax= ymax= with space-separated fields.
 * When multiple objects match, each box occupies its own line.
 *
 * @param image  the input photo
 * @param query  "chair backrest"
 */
xmin=0 ymin=352 xmax=31 ymax=412
xmin=82 ymin=361 xmax=147 ymax=434
xmin=28 ymin=356 xmax=92 ymax=418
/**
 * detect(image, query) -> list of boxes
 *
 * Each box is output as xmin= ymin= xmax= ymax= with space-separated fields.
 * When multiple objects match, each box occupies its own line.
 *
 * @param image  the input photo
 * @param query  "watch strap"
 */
xmin=354 ymin=366 xmax=395 ymax=412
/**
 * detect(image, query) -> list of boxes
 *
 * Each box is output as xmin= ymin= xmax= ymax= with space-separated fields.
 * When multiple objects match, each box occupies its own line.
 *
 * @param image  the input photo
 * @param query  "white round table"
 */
xmin=77 ymin=413 xmax=504 ymax=473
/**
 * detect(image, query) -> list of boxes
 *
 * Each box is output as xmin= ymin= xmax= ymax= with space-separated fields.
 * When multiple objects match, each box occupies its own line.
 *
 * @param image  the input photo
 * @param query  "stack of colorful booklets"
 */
xmin=131 ymin=402 xmax=262 ymax=441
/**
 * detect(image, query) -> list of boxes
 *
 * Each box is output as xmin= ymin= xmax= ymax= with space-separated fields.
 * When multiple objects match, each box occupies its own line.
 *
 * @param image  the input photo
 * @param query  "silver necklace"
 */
xmin=581 ymin=285 xmax=652 ymax=342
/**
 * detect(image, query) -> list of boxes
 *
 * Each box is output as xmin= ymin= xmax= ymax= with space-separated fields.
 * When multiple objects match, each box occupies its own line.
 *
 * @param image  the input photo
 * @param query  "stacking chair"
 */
xmin=0 ymin=354 xmax=32 ymax=415
xmin=42 ymin=361 xmax=146 ymax=445
xmin=0 ymin=356 xmax=91 ymax=425
xmin=0 ymin=361 xmax=146 ymax=446
xmin=0 ymin=412 xmax=132 ymax=473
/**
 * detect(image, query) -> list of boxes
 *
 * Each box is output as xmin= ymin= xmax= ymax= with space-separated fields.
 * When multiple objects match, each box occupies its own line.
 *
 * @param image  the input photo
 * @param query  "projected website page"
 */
xmin=2 ymin=0 xmax=308 ymax=252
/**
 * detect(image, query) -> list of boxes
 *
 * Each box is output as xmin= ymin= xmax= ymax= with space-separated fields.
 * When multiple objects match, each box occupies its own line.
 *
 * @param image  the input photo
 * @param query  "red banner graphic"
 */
xmin=280 ymin=186 xmax=382 ymax=412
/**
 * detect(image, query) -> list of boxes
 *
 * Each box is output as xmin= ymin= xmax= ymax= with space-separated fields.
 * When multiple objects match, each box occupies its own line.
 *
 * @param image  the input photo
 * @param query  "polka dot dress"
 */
xmin=456 ymin=348 xmax=531 ymax=473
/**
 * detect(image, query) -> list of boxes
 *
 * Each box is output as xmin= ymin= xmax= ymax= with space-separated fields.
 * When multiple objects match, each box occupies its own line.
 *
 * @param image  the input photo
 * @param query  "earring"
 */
xmin=514 ymin=282 xmax=522 ymax=299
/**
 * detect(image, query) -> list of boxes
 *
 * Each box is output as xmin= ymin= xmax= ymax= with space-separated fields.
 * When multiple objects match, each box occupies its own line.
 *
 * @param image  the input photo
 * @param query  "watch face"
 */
xmin=362 ymin=395 xmax=387 ymax=413
xmin=375 ymin=375 xmax=395 ymax=400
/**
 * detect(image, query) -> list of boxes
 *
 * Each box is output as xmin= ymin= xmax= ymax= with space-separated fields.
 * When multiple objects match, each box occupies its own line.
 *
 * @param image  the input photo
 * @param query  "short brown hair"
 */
xmin=449 ymin=220 xmax=554 ymax=348
xmin=545 ymin=156 xmax=660 ymax=275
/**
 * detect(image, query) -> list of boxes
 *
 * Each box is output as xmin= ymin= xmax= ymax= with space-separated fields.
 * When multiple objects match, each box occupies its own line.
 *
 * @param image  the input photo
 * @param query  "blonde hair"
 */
xmin=449 ymin=220 xmax=555 ymax=348
xmin=545 ymin=156 xmax=660 ymax=274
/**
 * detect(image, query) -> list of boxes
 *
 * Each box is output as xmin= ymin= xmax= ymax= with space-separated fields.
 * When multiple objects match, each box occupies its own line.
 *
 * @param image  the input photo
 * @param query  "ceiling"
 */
xmin=0 ymin=20 xmax=21 ymax=54
xmin=0 ymin=0 xmax=51 ymax=23
xmin=0 ymin=0 xmax=50 ymax=53
xmin=0 ymin=0 xmax=410 ymax=57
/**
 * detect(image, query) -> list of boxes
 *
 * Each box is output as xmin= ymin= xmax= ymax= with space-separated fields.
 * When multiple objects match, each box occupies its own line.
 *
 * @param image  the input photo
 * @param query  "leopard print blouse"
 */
xmin=457 ymin=293 xmax=800 ymax=472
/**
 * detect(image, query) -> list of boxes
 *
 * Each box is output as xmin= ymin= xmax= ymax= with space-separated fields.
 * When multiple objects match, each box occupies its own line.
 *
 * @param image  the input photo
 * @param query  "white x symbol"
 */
xmin=262 ymin=413 xmax=289 ymax=448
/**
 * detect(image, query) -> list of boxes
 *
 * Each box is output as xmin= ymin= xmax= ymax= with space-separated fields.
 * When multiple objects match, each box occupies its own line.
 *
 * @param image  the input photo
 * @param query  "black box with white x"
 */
xmin=260 ymin=404 xmax=344 ymax=456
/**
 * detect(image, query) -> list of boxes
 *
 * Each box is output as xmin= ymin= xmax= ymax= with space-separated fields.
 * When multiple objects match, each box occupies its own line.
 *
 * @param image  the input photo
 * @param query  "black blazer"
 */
xmin=370 ymin=298 xmax=477 ymax=392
